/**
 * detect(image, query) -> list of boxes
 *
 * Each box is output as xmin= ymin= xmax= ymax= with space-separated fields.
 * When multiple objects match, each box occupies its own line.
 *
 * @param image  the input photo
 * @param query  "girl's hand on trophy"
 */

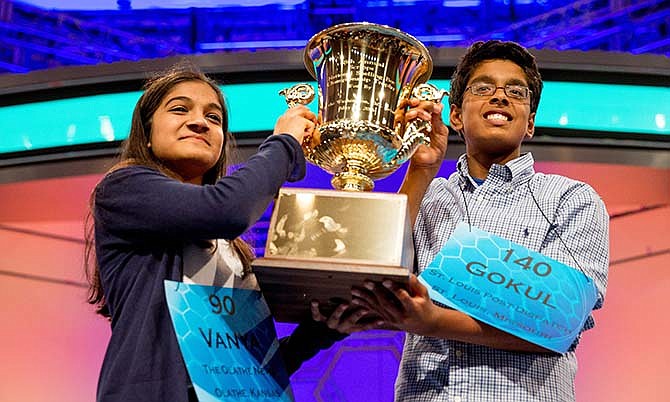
xmin=310 ymin=300 xmax=385 ymax=334
xmin=274 ymin=105 xmax=318 ymax=144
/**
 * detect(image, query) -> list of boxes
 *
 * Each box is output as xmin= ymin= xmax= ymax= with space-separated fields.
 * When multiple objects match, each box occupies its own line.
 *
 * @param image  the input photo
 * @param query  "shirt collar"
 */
xmin=456 ymin=152 xmax=536 ymax=187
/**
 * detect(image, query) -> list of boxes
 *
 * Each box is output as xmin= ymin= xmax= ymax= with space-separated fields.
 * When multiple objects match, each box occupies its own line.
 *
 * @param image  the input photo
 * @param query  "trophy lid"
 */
xmin=303 ymin=22 xmax=433 ymax=83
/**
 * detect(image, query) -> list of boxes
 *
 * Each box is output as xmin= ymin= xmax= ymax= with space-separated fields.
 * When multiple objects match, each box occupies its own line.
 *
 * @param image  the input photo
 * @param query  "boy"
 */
xmin=353 ymin=40 xmax=609 ymax=402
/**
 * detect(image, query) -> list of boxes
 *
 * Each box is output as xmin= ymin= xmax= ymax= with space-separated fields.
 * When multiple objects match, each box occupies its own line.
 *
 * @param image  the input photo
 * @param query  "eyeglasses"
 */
xmin=465 ymin=82 xmax=531 ymax=100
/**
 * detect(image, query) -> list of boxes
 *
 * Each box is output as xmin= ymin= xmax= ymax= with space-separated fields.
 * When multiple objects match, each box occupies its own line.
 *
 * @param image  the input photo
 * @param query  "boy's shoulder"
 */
xmin=532 ymin=171 xmax=592 ymax=190
xmin=532 ymin=172 xmax=604 ymax=205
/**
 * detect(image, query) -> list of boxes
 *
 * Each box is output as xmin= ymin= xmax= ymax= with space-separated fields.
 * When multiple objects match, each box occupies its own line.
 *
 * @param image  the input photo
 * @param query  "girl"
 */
xmin=85 ymin=65 xmax=363 ymax=402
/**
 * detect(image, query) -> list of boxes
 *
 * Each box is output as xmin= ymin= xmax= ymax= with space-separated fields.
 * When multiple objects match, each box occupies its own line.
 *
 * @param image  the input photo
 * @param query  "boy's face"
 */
xmin=450 ymin=59 xmax=535 ymax=161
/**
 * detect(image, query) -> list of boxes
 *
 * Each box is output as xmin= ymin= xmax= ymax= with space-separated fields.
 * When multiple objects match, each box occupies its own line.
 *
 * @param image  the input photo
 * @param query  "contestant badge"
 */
xmin=419 ymin=222 xmax=598 ymax=353
xmin=164 ymin=280 xmax=294 ymax=401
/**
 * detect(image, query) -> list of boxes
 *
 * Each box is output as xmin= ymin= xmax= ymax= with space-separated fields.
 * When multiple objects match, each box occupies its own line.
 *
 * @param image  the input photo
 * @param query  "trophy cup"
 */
xmin=252 ymin=22 xmax=447 ymax=322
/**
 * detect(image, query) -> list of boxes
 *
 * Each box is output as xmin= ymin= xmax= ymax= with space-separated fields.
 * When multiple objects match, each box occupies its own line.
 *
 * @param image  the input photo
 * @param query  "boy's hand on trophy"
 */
xmin=406 ymin=98 xmax=448 ymax=171
xmin=274 ymin=105 xmax=318 ymax=144
xmin=310 ymin=300 xmax=385 ymax=334
xmin=351 ymin=275 xmax=440 ymax=337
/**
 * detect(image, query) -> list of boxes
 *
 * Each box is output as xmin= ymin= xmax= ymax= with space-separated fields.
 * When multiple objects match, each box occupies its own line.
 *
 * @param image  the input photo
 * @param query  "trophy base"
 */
xmin=252 ymin=257 xmax=409 ymax=323
xmin=253 ymin=188 xmax=414 ymax=323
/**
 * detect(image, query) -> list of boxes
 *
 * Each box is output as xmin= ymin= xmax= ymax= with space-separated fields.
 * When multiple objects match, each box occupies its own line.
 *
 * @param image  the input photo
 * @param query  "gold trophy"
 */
xmin=252 ymin=22 xmax=447 ymax=322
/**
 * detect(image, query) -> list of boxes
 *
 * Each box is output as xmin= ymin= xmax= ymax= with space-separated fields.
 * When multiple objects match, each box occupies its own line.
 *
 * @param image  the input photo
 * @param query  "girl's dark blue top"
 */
xmin=94 ymin=135 xmax=343 ymax=402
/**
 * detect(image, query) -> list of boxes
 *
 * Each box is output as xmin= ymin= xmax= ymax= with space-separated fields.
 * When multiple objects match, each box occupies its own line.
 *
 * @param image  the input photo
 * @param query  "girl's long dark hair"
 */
xmin=84 ymin=64 xmax=255 ymax=318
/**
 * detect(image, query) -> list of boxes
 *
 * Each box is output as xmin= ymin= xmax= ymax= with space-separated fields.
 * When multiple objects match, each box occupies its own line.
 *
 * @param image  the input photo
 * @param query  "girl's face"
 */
xmin=148 ymin=80 xmax=224 ymax=184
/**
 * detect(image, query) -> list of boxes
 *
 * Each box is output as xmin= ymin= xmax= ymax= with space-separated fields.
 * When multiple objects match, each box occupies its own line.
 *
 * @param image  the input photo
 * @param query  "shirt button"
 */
xmin=453 ymin=396 xmax=462 ymax=402
xmin=476 ymin=195 xmax=484 ymax=202
xmin=455 ymin=350 xmax=463 ymax=358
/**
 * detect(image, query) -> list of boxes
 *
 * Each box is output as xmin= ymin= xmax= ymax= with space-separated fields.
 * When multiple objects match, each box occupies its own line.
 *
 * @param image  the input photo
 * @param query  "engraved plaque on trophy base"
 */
xmin=252 ymin=188 xmax=414 ymax=323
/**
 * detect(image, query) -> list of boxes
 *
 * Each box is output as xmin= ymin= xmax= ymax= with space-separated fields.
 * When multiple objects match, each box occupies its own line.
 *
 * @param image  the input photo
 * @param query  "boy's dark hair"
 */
xmin=449 ymin=40 xmax=543 ymax=114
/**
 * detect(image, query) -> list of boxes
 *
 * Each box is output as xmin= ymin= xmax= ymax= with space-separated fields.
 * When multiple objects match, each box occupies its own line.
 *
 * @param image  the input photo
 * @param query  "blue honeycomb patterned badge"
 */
xmin=164 ymin=280 xmax=294 ymax=402
xmin=418 ymin=223 xmax=598 ymax=353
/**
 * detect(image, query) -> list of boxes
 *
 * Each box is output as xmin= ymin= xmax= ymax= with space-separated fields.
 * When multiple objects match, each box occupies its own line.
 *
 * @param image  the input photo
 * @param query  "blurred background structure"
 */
xmin=0 ymin=0 xmax=668 ymax=74
xmin=0 ymin=1 xmax=668 ymax=402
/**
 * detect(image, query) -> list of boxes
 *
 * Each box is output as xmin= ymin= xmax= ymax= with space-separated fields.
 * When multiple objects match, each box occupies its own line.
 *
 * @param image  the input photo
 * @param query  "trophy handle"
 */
xmin=279 ymin=83 xmax=319 ymax=155
xmin=414 ymin=83 xmax=449 ymax=103
xmin=279 ymin=83 xmax=315 ymax=108
xmin=386 ymin=83 xmax=449 ymax=168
